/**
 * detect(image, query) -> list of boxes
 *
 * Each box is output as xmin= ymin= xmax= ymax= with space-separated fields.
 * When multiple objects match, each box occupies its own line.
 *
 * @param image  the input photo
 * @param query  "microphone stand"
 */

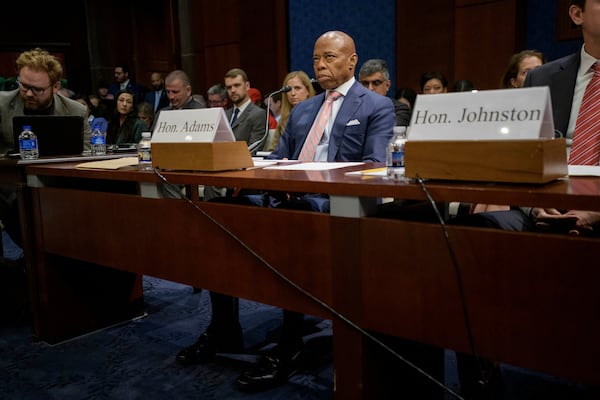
xmin=248 ymin=85 xmax=291 ymax=155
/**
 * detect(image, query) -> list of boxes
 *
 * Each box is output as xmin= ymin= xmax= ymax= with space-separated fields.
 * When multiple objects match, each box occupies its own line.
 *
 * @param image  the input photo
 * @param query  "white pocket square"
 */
xmin=346 ymin=119 xmax=360 ymax=126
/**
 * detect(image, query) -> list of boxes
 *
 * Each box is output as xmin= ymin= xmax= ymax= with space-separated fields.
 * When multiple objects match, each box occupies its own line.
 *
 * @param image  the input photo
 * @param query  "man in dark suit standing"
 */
xmin=175 ymin=30 xmax=396 ymax=391
xmin=144 ymin=72 xmax=169 ymax=113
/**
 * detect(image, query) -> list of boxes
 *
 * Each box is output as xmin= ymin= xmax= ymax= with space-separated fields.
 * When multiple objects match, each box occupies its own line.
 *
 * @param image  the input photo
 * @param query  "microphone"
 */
xmin=248 ymin=86 xmax=291 ymax=154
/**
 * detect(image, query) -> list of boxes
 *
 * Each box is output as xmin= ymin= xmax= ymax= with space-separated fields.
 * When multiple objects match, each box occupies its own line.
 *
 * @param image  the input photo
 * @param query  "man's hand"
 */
xmin=531 ymin=208 xmax=599 ymax=236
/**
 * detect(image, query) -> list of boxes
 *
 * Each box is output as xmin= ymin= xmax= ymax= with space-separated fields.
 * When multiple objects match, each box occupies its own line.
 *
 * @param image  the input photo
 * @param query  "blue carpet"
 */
xmin=1 ymin=276 xmax=598 ymax=400
xmin=0 ymin=276 xmax=333 ymax=400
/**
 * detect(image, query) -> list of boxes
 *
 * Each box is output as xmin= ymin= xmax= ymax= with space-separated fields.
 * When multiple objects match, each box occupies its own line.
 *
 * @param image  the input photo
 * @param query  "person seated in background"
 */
xmin=267 ymin=70 xmax=316 ymax=151
xmin=266 ymin=91 xmax=282 ymax=125
xmin=420 ymin=71 xmax=448 ymax=94
xmin=161 ymin=69 xmax=205 ymax=111
xmin=396 ymin=86 xmax=417 ymax=118
xmin=452 ymin=79 xmax=475 ymax=92
xmin=144 ymin=71 xmax=169 ymax=112
xmin=150 ymin=69 xmax=205 ymax=133
xmin=358 ymin=58 xmax=411 ymax=126
xmin=108 ymin=63 xmax=144 ymax=103
xmin=96 ymin=80 xmax=115 ymax=116
xmin=207 ymin=83 xmax=228 ymax=108
xmin=137 ymin=101 xmax=155 ymax=131
xmin=201 ymin=68 xmax=267 ymax=202
xmin=72 ymin=93 xmax=108 ymax=136
xmin=105 ymin=89 xmax=147 ymax=145
xmin=192 ymin=94 xmax=207 ymax=108
xmin=249 ymin=87 xmax=276 ymax=129
xmin=223 ymin=69 xmax=267 ymax=149
xmin=87 ymin=94 xmax=109 ymax=120
xmin=500 ymin=49 xmax=545 ymax=89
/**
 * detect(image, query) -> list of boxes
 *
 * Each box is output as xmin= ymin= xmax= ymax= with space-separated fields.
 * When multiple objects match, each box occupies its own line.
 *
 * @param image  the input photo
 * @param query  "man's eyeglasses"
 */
xmin=360 ymin=79 xmax=385 ymax=87
xmin=17 ymin=80 xmax=53 ymax=96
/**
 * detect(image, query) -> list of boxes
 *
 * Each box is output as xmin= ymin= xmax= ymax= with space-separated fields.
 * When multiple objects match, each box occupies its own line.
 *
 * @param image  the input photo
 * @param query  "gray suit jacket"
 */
xmin=225 ymin=102 xmax=266 ymax=152
xmin=0 ymin=89 xmax=91 ymax=154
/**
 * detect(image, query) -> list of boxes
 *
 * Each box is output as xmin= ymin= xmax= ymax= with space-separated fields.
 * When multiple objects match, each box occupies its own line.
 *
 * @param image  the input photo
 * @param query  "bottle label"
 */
xmin=91 ymin=135 xmax=105 ymax=145
xmin=19 ymin=139 xmax=37 ymax=150
xmin=390 ymin=150 xmax=404 ymax=167
xmin=138 ymin=149 xmax=151 ymax=162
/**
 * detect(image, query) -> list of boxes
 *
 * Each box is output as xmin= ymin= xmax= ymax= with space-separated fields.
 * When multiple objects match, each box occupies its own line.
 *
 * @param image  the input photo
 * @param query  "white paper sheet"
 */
xmin=264 ymin=162 xmax=363 ymax=171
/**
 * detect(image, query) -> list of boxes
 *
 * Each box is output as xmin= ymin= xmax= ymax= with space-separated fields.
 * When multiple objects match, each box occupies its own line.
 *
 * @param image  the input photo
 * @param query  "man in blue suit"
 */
xmin=176 ymin=30 xmax=395 ymax=390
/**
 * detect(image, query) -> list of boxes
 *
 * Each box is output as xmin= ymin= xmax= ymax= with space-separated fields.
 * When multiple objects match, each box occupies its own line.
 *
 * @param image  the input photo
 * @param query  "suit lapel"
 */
xmin=551 ymin=53 xmax=579 ymax=135
xmin=328 ymin=82 xmax=363 ymax=159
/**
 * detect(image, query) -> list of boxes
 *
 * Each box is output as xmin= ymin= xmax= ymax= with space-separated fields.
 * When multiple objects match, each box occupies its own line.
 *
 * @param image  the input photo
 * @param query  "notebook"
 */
xmin=12 ymin=115 xmax=84 ymax=157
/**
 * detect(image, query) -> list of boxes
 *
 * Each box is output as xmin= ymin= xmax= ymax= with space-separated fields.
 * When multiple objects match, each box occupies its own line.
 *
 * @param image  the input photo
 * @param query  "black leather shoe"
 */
xmin=236 ymin=347 xmax=304 ymax=391
xmin=176 ymin=331 xmax=243 ymax=365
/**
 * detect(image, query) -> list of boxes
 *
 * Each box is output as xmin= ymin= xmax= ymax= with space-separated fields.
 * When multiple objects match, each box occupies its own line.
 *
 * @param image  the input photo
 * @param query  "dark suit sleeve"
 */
xmin=361 ymin=96 xmax=395 ymax=162
xmin=394 ymin=100 xmax=411 ymax=126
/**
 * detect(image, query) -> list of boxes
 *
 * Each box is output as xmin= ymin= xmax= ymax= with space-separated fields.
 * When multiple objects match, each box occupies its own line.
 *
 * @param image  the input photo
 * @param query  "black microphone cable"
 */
xmin=151 ymin=167 xmax=464 ymax=400
xmin=415 ymin=174 xmax=489 ymax=392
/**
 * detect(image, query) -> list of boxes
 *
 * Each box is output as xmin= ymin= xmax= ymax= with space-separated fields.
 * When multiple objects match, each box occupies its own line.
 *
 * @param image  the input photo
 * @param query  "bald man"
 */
xmin=176 ymin=30 xmax=396 ymax=391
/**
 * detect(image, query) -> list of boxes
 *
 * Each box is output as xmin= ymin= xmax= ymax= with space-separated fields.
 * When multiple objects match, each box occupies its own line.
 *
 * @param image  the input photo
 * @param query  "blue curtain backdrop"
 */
xmin=288 ymin=0 xmax=397 ymax=96
xmin=288 ymin=0 xmax=583 ymax=94
xmin=526 ymin=0 xmax=582 ymax=61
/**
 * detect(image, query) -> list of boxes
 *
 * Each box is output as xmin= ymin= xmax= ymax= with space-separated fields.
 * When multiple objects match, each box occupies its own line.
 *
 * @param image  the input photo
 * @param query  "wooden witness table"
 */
xmin=19 ymin=160 xmax=600 ymax=399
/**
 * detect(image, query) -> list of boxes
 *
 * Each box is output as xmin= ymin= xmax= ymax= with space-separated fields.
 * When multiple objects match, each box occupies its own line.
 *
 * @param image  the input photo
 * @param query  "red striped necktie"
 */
xmin=570 ymin=62 xmax=600 ymax=165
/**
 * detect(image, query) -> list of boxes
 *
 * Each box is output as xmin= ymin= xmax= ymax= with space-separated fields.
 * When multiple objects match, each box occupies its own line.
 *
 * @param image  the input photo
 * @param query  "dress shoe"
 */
xmin=236 ymin=347 xmax=304 ymax=391
xmin=176 ymin=331 xmax=243 ymax=365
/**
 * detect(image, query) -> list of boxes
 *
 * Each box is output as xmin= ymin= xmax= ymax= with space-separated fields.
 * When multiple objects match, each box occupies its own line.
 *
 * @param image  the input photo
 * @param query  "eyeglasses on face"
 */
xmin=17 ymin=80 xmax=52 ymax=96
xmin=360 ymin=79 xmax=385 ymax=87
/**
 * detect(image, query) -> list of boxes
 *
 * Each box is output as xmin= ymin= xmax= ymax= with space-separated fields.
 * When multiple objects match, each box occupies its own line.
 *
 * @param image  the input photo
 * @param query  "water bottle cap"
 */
xmin=23 ymin=125 xmax=31 ymax=131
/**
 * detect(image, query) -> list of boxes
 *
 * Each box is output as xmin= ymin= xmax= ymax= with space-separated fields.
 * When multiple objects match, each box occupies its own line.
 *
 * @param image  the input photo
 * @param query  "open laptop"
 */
xmin=12 ymin=115 xmax=84 ymax=157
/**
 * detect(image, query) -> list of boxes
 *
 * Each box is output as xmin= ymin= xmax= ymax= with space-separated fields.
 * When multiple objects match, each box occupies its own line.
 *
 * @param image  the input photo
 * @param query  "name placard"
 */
xmin=407 ymin=87 xmax=555 ymax=140
xmin=151 ymin=108 xmax=235 ymax=143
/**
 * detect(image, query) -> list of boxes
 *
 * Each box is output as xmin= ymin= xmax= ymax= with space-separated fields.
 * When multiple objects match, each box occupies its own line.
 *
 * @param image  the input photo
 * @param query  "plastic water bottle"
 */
xmin=386 ymin=126 xmax=407 ymax=180
xmin=137 ymin=131 xmax=153 ymax=171
xmin=18 ymin=125 xmax=39 ymax=160
xmin=90 ymin=125 xmax=106 ymax=155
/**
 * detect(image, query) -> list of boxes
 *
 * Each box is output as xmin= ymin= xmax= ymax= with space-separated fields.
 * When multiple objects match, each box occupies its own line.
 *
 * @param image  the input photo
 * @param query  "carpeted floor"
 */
xmin=0 ymin=276 xmax=598 ymax=400
xmin=0 ymin=276 xmax=333 ymax=400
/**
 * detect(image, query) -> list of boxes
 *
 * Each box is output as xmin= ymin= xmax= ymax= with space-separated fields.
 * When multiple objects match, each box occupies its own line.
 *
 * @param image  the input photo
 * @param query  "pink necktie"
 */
xmin=570 ymin=62 xmax=600 ymax=165
xmin=298 ymin=91 xmax=341 ymax=161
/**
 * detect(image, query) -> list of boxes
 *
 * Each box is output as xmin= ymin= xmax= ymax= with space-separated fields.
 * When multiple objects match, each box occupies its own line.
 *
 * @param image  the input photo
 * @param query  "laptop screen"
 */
xmin=12 ymin=115 xmax=84 ymax=157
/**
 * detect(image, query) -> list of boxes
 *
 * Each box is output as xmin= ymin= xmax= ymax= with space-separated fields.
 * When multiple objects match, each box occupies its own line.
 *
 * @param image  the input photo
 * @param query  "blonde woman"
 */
xmin=267 ymin=70 xmax=316 ymax=151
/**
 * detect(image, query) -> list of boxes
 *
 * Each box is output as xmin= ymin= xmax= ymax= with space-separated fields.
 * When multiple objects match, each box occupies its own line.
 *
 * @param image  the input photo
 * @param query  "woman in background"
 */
xmin=267 ymin=70 xmax=316 ymax=151
xmin=500 ymin=50 xmax=545 ymax=88
xmin=419 ymin=71 xmax=448 ymax=94
xmin=137 ymin=101 xmax=155 ymax=131
xmin=106 ymin=89 xmax=147 ymax=144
